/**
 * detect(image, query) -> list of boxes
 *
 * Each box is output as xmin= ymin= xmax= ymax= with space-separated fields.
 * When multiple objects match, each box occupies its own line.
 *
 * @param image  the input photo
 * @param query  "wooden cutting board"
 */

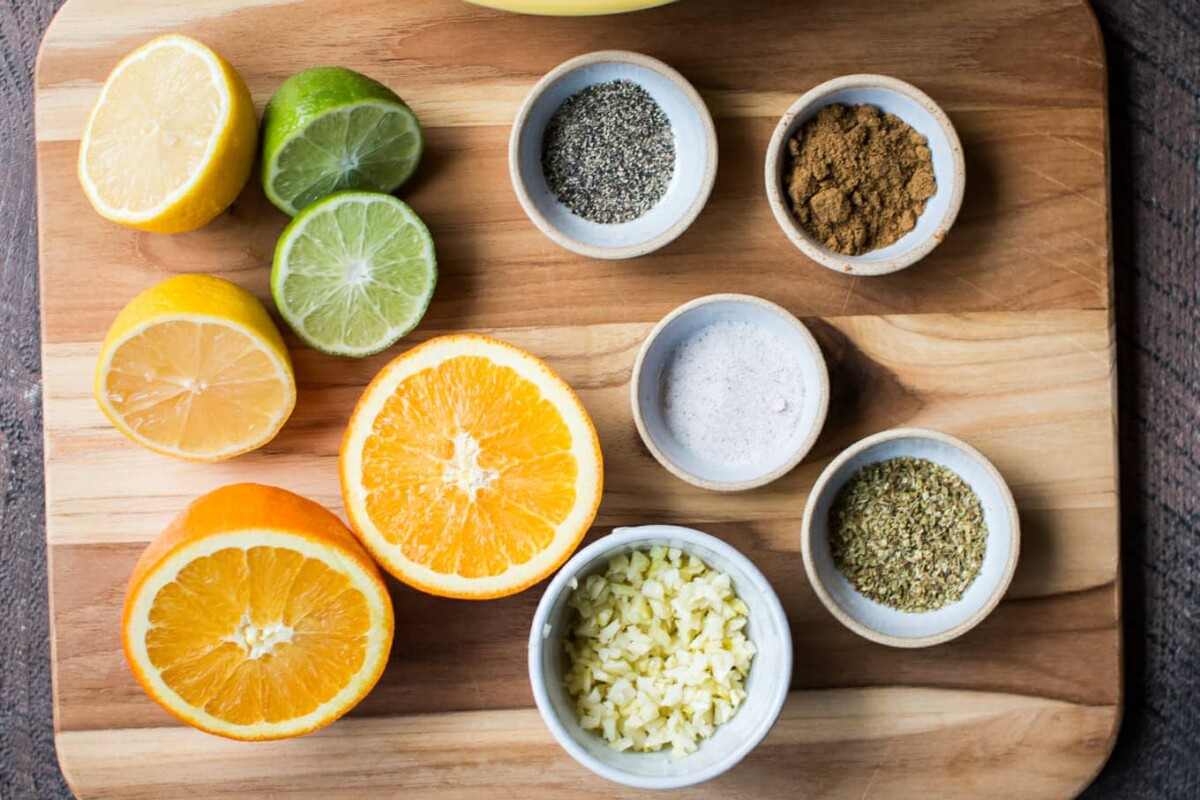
xmin=34 ymin=0 xmax=1120 ymax=797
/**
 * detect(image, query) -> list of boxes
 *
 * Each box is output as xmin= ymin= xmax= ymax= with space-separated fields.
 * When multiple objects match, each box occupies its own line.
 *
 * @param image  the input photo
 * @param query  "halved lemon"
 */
xmin=94 ymin=274 xmax=296 ymax=462
xmin=78 ymin=34 xmax=257 ymax=233
xmin=340 ymin=334 xmax=604 ymax=599
xmin=122 ymin=483 xmax=394 ymax=740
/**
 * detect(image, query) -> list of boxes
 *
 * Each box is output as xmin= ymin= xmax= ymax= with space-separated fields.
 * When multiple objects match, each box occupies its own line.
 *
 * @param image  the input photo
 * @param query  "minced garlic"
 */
xmin=563 ymin=546 xmax=756 ymax=757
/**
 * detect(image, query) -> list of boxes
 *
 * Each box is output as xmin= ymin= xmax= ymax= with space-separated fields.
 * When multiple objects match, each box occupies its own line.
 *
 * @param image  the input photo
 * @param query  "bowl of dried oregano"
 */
xmin=764 ymin=74 xmax=965 ymax=276
xmin=800 ymin=427 xmax=1019 ymax=647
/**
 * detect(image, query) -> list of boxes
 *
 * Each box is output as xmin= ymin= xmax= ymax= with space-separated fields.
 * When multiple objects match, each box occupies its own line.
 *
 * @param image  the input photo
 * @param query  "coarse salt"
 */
xmin=660 ymin=320 xmax=805 ymax=466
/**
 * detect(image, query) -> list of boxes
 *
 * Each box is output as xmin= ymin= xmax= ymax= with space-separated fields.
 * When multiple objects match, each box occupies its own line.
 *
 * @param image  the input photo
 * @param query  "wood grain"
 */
xmin=30 ymin=0 xmax=1124 ymax=797
xmin=54 ymin=690 xmax=1117 ymax=800
xmin=33 ymin=0 xmax=1112 ymax=343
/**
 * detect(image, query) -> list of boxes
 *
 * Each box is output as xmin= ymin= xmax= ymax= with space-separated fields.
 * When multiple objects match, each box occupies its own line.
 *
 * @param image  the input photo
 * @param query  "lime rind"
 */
xmin=265 ymin=101 xmax=423 ymax=216
xmin=260 ymin=66 xmax=425 ymax=216
xmin=272 ymin=191 xmax=437 ymax=357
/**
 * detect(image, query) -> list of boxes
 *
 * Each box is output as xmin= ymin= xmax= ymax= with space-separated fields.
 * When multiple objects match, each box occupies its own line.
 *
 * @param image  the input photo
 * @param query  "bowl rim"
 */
xmin=800 ymin=427 xmax=1021 ymax=648
xmin=508 ymin=49 xmax=718 ymax=260
xmin=763 ymin=73 xmax=966 ymax=276
xmin=527 ymin=524 xmax=793 ymax=790
xmin=630 ymin=293 xmax=831 ymax=492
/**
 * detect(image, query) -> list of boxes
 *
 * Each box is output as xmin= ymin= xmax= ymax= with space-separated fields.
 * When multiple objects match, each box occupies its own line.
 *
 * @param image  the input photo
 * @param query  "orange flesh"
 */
xmin=360 ymin=355 xmax=579 ymax=579
xmin=145 ymin=546 xmax=370 ymax=726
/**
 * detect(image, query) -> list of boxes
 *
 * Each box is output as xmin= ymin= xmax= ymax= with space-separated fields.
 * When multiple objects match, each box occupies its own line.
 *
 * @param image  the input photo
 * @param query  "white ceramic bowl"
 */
xmin=764 ymin=74 xmax=965 ymax=276
xmin=801 ymin=428 xmax=1020 ymax=648
xmin=631 ymin=294 xmax=830 ymax=492
xmin=509 ymin=50 xmax=717 ymax=259
xmin=528 ymin=525 xmax=792 ymax=790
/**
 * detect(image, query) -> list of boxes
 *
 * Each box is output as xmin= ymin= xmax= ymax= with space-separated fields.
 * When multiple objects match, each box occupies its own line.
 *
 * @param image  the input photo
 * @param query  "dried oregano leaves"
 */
xmin=829 ymin=456 xmax=987 ymax=612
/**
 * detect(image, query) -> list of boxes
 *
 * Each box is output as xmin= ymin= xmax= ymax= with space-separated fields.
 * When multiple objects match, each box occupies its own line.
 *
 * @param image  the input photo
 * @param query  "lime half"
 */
xmin=272 ymin=192 xmax=437 ymax=357
xmin=261 ymin=67 xmax=424 ymax=216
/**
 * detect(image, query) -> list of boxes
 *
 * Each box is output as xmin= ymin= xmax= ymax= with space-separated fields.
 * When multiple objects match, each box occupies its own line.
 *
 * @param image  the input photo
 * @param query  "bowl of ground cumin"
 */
xmin=764 ymin=75 xmax=965 ymax=276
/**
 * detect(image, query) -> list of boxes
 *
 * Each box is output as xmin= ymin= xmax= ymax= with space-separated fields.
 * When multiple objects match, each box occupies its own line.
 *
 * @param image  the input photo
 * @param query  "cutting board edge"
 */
xmin=50 ymin=693 xmax=1123 ymax=800
xmin=32 ymin=0 xmax=1124 ymax=796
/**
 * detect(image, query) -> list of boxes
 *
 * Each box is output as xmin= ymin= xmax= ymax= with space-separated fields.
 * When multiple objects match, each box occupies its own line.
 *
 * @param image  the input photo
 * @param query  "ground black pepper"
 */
xmin=541 ymin=80 xmax=675 ymax=224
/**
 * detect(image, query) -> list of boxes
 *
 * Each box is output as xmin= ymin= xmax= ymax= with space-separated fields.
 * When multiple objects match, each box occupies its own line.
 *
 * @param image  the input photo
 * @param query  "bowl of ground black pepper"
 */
xmin=510 ymin=50 xmax=717 ymax=260
xmin=801 ymin=428 xmax=1019 ymax=647
xmin=764 ymin=75 xmax=965 ymax=276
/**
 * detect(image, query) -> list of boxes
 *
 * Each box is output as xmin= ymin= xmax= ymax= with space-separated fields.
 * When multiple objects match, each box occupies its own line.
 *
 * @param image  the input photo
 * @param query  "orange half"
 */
xmin=340 ymin=334 xmax=603 ymax=599
xmin=122 ymin=484 xmax=394 ymax=740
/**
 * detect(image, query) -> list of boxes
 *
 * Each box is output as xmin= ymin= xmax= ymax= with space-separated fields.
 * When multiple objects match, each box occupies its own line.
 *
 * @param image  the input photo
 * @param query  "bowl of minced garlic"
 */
xmin=528 ymin=525 xmax=791 ymax=789
xmin=765 ymin=74 xmax=965 ymax=276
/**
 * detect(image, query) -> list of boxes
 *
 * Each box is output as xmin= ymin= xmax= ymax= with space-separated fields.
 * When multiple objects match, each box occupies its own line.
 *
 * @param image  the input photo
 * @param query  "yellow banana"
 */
xmin=466 ymin=0 xmax=678 ymax=15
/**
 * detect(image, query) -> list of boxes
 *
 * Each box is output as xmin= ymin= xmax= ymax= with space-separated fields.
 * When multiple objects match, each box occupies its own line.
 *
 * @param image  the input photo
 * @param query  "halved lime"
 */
xmin=261 ymin=67 xmax=424 ymax=216
xmin=272 ymin=192 xmax=437 ymax=357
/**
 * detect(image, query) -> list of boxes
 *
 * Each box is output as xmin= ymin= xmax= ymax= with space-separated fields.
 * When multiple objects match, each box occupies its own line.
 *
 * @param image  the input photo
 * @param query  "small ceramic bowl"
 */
xmin=528 ymin=525 xmax=792 ymax=790
xmin=509 ymin=50 xmax=717 ymax=260
xmin=801 ymin=428 xmax=1019 ymax=648
xmin=764 ymin=74 xmax=966 ymax=276
xmin=631 ymin=293 xmax=830 ymax=492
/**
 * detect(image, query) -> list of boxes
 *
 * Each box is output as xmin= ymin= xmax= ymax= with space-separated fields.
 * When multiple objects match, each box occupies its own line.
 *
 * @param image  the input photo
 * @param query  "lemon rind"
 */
xmin=78 ymin=34 xmax=233 ymax=225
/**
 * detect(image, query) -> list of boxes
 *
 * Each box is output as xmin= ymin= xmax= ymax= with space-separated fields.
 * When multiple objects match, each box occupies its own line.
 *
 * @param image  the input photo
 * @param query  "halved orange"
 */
xmin=122 ymin=484 xmax=394 ymax=740
xmin=340 ymin=334 xmax=604 ymax=599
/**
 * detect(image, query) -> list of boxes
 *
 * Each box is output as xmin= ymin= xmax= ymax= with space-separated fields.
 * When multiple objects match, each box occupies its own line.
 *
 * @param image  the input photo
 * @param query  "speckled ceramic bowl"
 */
xmin=631 ymin=294 xmax=830 ymax=492
xmin=764 ymin=74 xmax=965 ymax=276
xmin=509 ymin=50 xmax=717 ymax=260
xmin=801 ymin=428 xmax=1020 ymax=648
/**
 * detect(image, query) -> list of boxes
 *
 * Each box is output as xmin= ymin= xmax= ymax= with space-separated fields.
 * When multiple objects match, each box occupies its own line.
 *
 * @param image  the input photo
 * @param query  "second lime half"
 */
xmin=272 ymin=191 xmax=437 ymax=357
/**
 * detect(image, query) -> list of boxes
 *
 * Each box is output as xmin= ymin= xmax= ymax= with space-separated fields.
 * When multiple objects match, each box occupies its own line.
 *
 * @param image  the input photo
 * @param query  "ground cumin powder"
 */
xmin=785 ymin=104 xmax=936 ymax=255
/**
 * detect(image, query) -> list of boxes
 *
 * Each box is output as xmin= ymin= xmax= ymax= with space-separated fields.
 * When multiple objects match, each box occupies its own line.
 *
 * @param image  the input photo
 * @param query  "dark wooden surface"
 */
xmin=0 ymin=0 xmax=1195 ymax=797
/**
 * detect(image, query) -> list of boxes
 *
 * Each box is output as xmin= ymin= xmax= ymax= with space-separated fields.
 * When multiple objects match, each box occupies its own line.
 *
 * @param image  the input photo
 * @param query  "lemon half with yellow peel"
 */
xmin=78 ymin=35 xmax=257 ymax=233
xmin=95 ymin=275 xmax=296 ymax=462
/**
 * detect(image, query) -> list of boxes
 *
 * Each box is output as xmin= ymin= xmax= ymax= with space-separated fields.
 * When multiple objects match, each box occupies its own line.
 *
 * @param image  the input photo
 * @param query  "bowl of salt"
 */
xmin=631 ymin=294 xmax=830 ymax=492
